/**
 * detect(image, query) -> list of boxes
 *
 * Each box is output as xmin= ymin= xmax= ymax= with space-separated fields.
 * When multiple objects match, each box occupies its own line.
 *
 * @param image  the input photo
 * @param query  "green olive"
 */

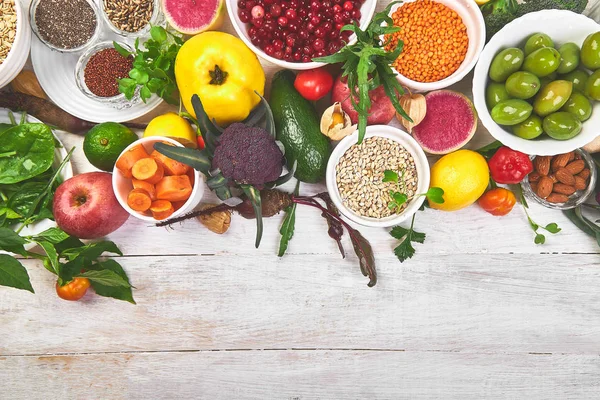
xmin=505 ymin=71 xmax=541 ymax=99
xmin=486 ymin=82 xmax=511 ymax=109
xmin=543 ymin=112 xmax=583 ymax=140
xmin=581 ymin=31 xmax=600 ymax=70
xmin=561 ymin=69 xmax=590 ymax=93
xmin=533 ymin=80 xmax=573 ymax=117
xmin=557 ymin=42 xmax=580 ymax=74
xmin=491 ymin=99 xmax=533 ymax=126
xmin=512 ymin=115 xmax=544 ymax=140
xmin=524 ymin=33 xmax=554 ymax=56
xmin=489 ymin=48 xmax=525 ymax=83
xmin=523 ymin=47 xmax=561 ymax=77
xmin=561 ymin=91 xmax=592 ymax=121
xmin=585 ymin=69 xmax=600 ymax=100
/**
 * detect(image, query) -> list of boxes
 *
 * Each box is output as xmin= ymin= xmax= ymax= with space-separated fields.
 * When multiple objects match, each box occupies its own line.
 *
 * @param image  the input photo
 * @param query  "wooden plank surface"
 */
xmin=1 ymin=1 xmax=600 ymax=399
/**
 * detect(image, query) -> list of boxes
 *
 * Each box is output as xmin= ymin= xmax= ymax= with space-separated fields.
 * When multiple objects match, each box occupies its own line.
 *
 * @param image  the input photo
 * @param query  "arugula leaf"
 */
xmin=278 ymin=182 xmax=299 ymax=257
xmin=0 ymin=254 xmax=33 ymax=293
xmin=391 ymin=214 xmax=427 ymax=263
xmin=87 ymin=260 xmax=135 ymax=304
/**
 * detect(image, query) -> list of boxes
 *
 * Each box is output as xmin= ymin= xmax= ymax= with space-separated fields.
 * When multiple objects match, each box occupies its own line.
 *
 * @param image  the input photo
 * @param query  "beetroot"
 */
xmin=412 ymin=90 xmax=477 ymax=155
xmin=331 ymin=75 xmax=396 ymax=126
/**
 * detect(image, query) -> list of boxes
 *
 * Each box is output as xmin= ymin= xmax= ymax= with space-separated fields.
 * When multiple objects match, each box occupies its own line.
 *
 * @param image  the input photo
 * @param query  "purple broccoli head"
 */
xmin=212 ymin=123 xmax=284 ymax=187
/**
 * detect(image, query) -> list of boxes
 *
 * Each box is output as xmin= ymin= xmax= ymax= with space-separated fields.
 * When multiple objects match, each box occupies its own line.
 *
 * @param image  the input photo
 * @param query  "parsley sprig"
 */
xmin=517 ymin=185 xmax=561 ymax=244
xmin=390 ymin=215 xmax=426 ymax=263
xmin=114 ymin=26 xmax=183 ymax=105
xmin=313 ymin=1 xmax=411 ymax=143
xmin=383 ymin=169 xmax=444 ymax=213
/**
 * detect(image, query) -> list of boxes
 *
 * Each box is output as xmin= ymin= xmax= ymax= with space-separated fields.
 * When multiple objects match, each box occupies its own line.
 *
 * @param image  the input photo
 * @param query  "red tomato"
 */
xmin=294 ymin=69 xmax=334 ymax=101
xmin=56 ymin=278 xmax=91 ymax=301
xmin=478 ymin=188 xmax=517 ymax=216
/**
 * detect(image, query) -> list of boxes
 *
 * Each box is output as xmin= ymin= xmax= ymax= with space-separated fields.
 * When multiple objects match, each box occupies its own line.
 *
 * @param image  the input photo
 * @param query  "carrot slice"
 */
xmin=127 ymin=188 xmax=152 ymax=212
xmin=150 ymin=200 xmax=174 ymax=220
xmin=186 ymin=168 xmax=195 ymax=186
xmin=132 ymin=158 xmax=164 ymax=184
xmin=132 ymin=179 xmax=156 ymax=201
xmin=172 ymin=200 xmax=187 ymax=211
xmin=155 ymin=175 xmax=193 ymax=202
xmin=151 ymin=149 xmax=190 ymax=176
xmin=116 ymin=144 xmax=148 ymax=178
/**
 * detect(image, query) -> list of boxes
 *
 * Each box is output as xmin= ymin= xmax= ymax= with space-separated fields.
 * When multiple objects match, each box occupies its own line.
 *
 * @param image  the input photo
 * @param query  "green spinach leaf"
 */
xmin=0 ymin=124 xmax=55 ymax=184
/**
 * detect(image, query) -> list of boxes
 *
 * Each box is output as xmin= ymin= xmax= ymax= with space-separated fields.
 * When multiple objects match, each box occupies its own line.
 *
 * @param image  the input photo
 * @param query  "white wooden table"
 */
xmin=2 ymin=2 xmax=600 ymax=399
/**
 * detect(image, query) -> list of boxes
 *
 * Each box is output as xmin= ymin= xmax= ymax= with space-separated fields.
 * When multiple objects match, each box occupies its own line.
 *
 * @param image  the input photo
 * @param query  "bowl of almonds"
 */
xmin=522 ymin=149 xmax=597 ymax=210
xmin=326 ymin=125 xmax=430 ymax=228
xmin=0 ymin=0 xmax=31 ymax=89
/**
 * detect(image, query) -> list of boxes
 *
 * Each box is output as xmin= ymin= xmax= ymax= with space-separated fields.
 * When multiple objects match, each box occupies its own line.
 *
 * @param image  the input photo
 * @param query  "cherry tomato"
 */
xmin=294 ymin=69 xmax=334 ymax=101
xmin=56 ymin=278 xmax=91 ymax=301
xmin=197 ymin=134 xmax=205 ymax=150
xmin=478 ymin=188 xmax=517 ymax=216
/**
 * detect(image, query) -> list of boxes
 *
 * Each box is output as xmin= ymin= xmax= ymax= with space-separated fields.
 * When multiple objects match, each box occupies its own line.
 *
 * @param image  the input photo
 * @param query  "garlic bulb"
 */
xmin=397 ymin=92 xmax=426 ymax=133
xmin=320 ymin=102 xmax=357 ymax=141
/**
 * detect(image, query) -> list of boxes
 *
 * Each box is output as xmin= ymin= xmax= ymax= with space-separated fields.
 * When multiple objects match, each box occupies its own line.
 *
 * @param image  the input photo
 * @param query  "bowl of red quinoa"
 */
xmin=29 ymin=0 xmax=101 ymax=53
xmin=75 ymin=41 xmax=139 ymax=107
xmin=326 ymin=125 xmax=431 ymax=228
xmin=0 ymin=0 xmax=31 ymax=89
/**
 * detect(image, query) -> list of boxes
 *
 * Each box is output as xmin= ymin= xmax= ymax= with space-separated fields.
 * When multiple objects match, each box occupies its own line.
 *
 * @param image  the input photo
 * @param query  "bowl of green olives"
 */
xmin=473 ymin=10 xmax=600 ymax=156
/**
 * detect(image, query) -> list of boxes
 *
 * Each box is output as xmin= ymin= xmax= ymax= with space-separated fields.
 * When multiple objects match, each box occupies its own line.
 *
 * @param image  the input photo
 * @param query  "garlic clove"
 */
xmin=397 ymin=92 xmax=426 ymax=133
xmin=321 ymin=102 xmax=357 ymax=141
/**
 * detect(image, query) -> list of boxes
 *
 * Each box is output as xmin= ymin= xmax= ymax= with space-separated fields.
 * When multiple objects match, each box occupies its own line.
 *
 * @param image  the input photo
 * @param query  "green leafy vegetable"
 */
xmin=278 ymin=182 xmax=300 ymax=257
xmin=240 ymin=184 xmax=263 ymax=248
xmin=384 ymin=169 xmax=444 ymax=213
xmin=517 ymin=185 xmax=561 ymax=244
xmin=390 ymin=214 xmax=426 ymax=263
xmin=313 ymin=1 xmax=410 ymax=143
xmin=563 ymin=205 xmax=600 ymax=248
xmin=0 ymin=254 xmax=34 ymax=293
xmin=114 ymin=26 xmax=184 ymax=104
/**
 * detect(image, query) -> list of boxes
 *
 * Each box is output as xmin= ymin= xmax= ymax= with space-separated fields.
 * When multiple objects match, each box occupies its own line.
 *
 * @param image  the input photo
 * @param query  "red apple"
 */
xmin=331 ymin=75 xmax=396 ymax=125
xmin=53 ymin=172 xmax=129 ymax=239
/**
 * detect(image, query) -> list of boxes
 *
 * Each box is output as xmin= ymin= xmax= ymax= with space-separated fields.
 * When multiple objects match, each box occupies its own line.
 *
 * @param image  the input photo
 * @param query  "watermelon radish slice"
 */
xmin=162 ymin=0 xmax=224 ymax=35
xmin=412 ymin=90 xmax=477 ymax=155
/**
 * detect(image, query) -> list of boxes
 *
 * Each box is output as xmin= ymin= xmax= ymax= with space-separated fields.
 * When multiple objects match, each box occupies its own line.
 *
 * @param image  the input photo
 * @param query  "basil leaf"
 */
xmin=0 ymin=227 xmax=27 ymax=255
xmin=77 ymin=269 xmax=131 ymax=288
xmin=0 ymin=254 xmax=34 ymax=293
xmin=31 ymin=227 xmax=69 ymax=244
xmin=35 ymin=240 xmax=59 ymax=275
xmin=87 ymin=260 xmax=135 ymax=304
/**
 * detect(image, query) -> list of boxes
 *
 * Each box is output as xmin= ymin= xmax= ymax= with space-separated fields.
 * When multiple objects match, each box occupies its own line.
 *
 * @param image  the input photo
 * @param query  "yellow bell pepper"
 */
xmin=175 ymin=32 xmax=266 ymax=126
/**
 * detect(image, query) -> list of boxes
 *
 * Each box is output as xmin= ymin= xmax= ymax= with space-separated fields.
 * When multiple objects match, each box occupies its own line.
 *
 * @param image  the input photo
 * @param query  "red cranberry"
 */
xmin=238 ymin=0 xmax=247 ymax=9
xmin=298 ymin=30 xmax=309 ymax=40
xmin=335 ymin=22 xmax=344 ymax=31
xmin=252 ymin=17 xmax=264 ymax=27
xmin=310 ymin=15 xmax=320 ymax=25
xmin=285 ymin=9 xmax=297 ymax=20
xmin=273 ymin=50 xmax=283 ymax=59
xmin=343 ymin=1 xmax=353 ymax=11
xmin=293 ymin=52 xmax=302 ymax=61
xmin=333 ymin=4 xmax=342 ymax=13
xmin=352 ymin=9 xmax=361 ymax=20
xmin=251 ymin=5 xmax=265 ymax=18
xmin=239 ymin=9 xmax=251 ymax=22
xmin=342 ymin=10 xmax=351 ymax=21
xmin=273 ymin=39 xmax=284 ymax=50
xmin=313 ymin=38 xmax=325 ymax=51
xmin=264 ymin=44 xmax=275 ymax=55
xmin=246 ymin=0 xmax=256 ymax=8
xmin=286 ymin=34 xmax=297 ymax=47
xmin=270 ymin=4 xmax=282 ymax=16
xmin=302 ymin=56 xmax=311 ymax=63
xmin=277 ymin=16 xmax=288 ymax=26
xmin=315 ymin=50 xmax=326 ymax=57
xmin=287 ymin=21 xmax=298 ymax=32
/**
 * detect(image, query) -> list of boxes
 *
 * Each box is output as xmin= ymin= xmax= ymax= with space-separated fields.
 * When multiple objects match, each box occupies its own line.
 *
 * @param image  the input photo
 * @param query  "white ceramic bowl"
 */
xmin=112 ymin=137 xmax=204 ymax=222
xmin=225 ymin=0 xmax=377 ymax=70
xmin=326 ymin=125 xmax=430 ymax=228
xmin=0 ymin=0 xmax=31 ymax=89
xmin=388 ymin=0 xmax=485 ymax=92
xmin=473 ymin=10 xmax=600 ymax=156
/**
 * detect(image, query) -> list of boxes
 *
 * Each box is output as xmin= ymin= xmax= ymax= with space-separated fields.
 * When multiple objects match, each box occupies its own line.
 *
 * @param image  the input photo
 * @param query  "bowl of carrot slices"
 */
xmin=112 ymin=136 xmax=204 ymax=222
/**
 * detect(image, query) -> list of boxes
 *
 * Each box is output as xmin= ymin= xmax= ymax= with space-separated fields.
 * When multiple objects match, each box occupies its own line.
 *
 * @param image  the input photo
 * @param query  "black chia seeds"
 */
xmin=34 ymin=0 xmax=97 ymax=50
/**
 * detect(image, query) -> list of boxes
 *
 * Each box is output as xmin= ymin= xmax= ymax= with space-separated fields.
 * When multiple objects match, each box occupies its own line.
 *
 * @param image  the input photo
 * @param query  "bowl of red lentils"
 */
xmin=75 ymin=41 xmax=138 ymax=107
xmin=384 ymin=0 xmax=486 ymax=91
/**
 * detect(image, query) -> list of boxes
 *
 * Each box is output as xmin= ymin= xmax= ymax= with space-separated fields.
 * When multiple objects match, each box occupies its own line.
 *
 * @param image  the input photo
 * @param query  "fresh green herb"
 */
xmin=114 ymin=26 xmax=184 ymax=104
xmin=0 ymin=227 xmax=135 ymax=302
xmin=278 ymin=182 xmax=300 ymax=257
xmin=390 ymin=214 xmax=426 ymax=263
xmin=517 ymin=185 xmax=561 ymax=244
xmin=384 ymin=169 xmax=444 ymax=213
xmin=475 ymin=140 xmax=503 ymax=159
xmin=313 ymin=1 xmax=411 ymax=143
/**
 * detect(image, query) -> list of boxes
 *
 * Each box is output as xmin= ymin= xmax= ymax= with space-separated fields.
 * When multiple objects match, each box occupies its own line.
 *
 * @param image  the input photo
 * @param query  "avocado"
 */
xmin=270 ymin=70 xmax=331 ymax=183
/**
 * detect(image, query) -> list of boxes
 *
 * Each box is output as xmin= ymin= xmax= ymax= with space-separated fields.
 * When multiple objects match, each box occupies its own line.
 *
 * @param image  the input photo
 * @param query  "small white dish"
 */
xmin=225 ymin=0 xmax=377 ymax=70
xmin=388 ymin=0 xmax=486 ymax=92
xmin=326 ymin=125 xmax=430 ymax=228
xmin=0 ymin=0 xmax=31 ymax=89
xmin=112 ymin=136 xmax=204 ymax=222
xmin=0 ymin=109 xmax=74 ymax=250
xmin=472 ymin=10 xmax=600 ymax=156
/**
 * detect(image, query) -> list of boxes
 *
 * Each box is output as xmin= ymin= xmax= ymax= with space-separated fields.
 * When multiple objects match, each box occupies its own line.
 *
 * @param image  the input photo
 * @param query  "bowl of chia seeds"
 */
xmin=29 ymin=0 xmax=101 ymax=53
xmin=75 ymin=41 xmax=139 ymax=107
xmin=326 ymin=125 xmax=431 ymax=228
xmin=101 ymin=0 xmax=164 ymax=38
xmin=0 ymin=0 xmax=31 ymax=89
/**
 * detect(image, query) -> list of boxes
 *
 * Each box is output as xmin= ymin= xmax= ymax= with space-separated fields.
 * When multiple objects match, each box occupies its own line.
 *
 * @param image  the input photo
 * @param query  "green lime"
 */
xmin=83 ymin=122 xmax=138 ymax=171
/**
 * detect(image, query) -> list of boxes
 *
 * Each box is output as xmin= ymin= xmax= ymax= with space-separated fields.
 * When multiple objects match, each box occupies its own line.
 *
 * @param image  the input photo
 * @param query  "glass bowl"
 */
xmin=100 ymin=0 xmax=165 ymax=38
xmin=521 ymin=149 xmax=598 ymax=210
xmin=29 ymin=0 xmax=101 ymax=53
xmin=75 ymin=41 xmax=140 ymax=108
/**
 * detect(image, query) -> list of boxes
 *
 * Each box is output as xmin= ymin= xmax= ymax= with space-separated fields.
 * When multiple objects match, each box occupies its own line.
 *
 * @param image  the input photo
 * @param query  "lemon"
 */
xmin=429 ymin=150 xmax=489 ymax=211
xmin=83 ymin=122 xmax=138 ymax=171
xmin=144 ymin=112 xmax=198 ymax=149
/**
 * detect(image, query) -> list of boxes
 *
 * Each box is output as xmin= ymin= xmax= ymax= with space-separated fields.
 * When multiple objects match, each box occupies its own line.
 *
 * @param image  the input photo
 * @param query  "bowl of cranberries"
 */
xmin=226 ymin=0 xmax=377 ymax=69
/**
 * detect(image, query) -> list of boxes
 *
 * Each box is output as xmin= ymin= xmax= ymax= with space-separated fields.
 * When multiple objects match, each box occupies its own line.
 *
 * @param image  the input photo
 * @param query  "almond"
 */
xmin=546 ymin=193 xmax=569 ymax=203
xmin=574 ymin=176 xmax=587 ymax=191
xmin=528 ymin=171 xmax=541 ymax=183
xmin=555 ymin=168 xmax=575 ymax=185
xmin=534 ymin=156 xmax=551 ymax=175
xmin=565 ymin=159 xmax=585 ymax=175
xmin=536 ymin=176 xmax=554 ymax=199
xmin=530 ymin=182 xmax=538 ymax=193
xmin=578 ymin=168 xmax=591 ymax=181
xmin=568 ymin=152 xmax=576 ymax=162
xmin=553 ymin=183 xmax=576 ymax=195
xmin=574 ymin=152 xmax=582 ymax=160
xmin=548 ymin=174 xmax=558 ymax=183
xmin=551 ymin=153 xmax=571 ymax=171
